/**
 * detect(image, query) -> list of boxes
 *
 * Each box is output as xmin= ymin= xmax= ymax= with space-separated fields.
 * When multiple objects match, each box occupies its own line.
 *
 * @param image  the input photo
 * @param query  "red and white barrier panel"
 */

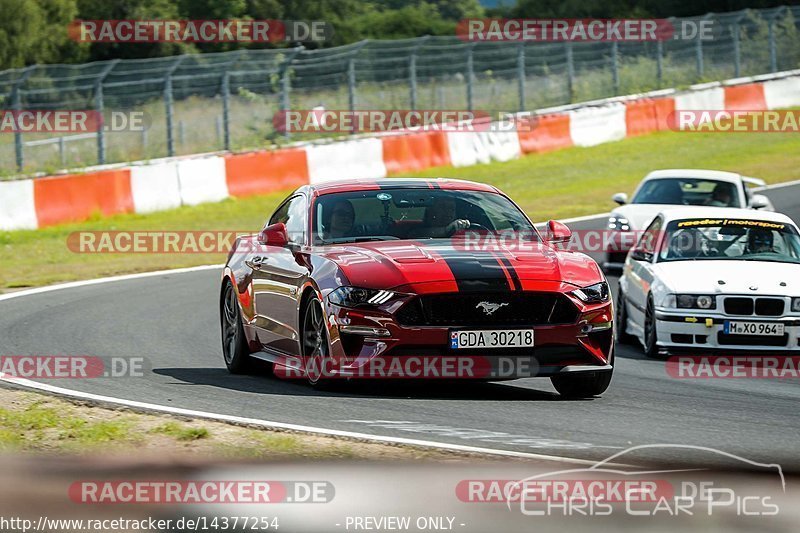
xmin=0 ymin=72 xmax=797 ymax=231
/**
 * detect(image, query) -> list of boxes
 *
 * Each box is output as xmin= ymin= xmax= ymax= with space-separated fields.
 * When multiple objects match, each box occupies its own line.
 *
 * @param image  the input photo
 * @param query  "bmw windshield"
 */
xmin=658 ymin=218 xmax=800 ymax=264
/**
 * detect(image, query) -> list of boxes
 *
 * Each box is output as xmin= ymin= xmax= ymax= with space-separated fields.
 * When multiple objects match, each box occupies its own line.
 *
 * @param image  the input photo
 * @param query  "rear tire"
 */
xmin=615 ymin=288 xmax=637 ymax=345
xmin=221 ymin=281 xmax=254 ymax=374
xmin=551 ymin=370 xmax=613 ymax=399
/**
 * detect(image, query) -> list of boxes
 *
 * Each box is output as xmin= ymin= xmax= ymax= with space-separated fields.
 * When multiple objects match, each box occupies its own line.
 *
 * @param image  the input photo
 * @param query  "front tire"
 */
xmin=644 ymin=296 xmax=665 ymax=359
xmin=551 ymin=370 xmax=613 ymax=398
xmin=301 ymin=296 xmax=335 ymax=388
xmin=221 ymin=281 xmax=254 ymax=374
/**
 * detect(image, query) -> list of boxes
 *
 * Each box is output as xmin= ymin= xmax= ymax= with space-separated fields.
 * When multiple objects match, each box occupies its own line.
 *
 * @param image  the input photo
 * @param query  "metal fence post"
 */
xmin=732 ymin=22 xmax=741 ymax=77
xmin=466 ymin=44 xmax=475 ymax=112
xmin=656 ymin=40 xmax=663 ymax=87
xmin=164 ymin=55 xmax=186 ymax=157
xmin=696 ymin=31 xmax=704 ymax=79
xmin=517 ymin=43 xmax=526 ymax=112
xmin=279 ymin=46 xmax=304 ymax=140
xmin=566 ymin=42 xmax=575 ymax=103
xmin=221 ymin=71 xmax=231 ymax=151
xmin=11 ymin=66 xmax=34 ymax=172
xmin=767 ymin=7 xmax=786 ymax=73
xmin=348 ymin=57 xmax=357 ymax=113
xmin=95 ymin=59 xmax=119 ymax=165
xmin=611 ymin=41 xmax=619 ymax=95
xmin=408 ymin=36 xmax=427 ymax=110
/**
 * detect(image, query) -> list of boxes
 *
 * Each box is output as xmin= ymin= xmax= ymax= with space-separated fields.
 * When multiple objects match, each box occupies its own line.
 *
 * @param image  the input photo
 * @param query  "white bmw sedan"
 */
xmin=604 ymin=169 xmax=774 ymax=271
xmin=617 ymin=207 xmax=800 ymax=357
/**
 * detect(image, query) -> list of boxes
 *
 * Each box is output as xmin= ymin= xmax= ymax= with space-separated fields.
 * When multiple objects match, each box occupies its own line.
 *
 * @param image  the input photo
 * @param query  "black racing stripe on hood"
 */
xmin=496 ymin=254 xmax=523 ymax=291
xmin=434 ymin=246 xmax=512 ymax=292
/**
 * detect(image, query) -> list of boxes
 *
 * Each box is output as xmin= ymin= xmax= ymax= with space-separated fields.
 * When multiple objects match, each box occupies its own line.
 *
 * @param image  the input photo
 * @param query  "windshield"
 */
xmin=632 ymin=178 xmax=741 ymax=207
xmin=658 ymin=218 xmax=800 ymax=264
xmin=312 ymin=189 xmax=536 ymax=244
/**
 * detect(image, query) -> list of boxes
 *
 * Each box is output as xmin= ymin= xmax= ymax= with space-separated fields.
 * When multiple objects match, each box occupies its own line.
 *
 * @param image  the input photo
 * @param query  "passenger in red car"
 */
xmin=324 ymin=199 xmax=356 ymax=240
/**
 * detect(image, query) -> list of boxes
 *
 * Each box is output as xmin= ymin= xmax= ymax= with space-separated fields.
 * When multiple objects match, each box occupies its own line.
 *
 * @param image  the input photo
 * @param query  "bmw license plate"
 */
xmin=723 ymin=321 xmax=784 ymax=336
xmin=450 ymin=329 xmax=534 ymax=349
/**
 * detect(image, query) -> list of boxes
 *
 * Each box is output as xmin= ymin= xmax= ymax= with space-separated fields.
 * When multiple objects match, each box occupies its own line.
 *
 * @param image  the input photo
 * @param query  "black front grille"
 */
xmin=724 ymin=298 xmax=754 ymax=315
xmin=717 ymin=332 xmax=788 ymax=347
xmin=755 ymin=298 xmax=784 ymax=316
xmin=724 ymin=297 xmax=785 ymax=316
xmin=395 ymin=292 xmax=579 ymax=327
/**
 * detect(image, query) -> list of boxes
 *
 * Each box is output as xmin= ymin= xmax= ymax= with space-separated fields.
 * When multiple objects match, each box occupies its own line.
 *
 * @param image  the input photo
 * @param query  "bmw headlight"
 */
xmin=328 ymin=287 xmax=395 ymax=307
xmin=791 ymin=298 xmax=800 ymax=312
xmin=607 ymin=215 xmax=630 ymax=231
xmin=675 ymin=294 xmax=716 ymax=310
xmin=572 ymin=282 xmax=610 ymax=303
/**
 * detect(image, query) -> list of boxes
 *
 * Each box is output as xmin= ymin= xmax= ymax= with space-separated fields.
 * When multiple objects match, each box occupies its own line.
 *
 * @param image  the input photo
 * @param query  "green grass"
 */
xmin=0 ymin=401 xmax=138 ymax=450
xmin=2 ymin=125 xmax=800 ymax=290
xmin=152 ymin=422 xmax=210 ymax=441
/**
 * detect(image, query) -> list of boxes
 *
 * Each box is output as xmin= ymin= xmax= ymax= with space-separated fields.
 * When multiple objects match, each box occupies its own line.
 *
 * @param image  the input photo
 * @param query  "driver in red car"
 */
xmin=410 ymin=197 xmax=470 ymax=238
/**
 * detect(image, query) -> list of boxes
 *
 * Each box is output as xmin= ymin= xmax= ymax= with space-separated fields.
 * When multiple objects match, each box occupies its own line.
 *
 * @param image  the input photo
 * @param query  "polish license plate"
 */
xmin=450 ymin=329 xmax=534 ymax=349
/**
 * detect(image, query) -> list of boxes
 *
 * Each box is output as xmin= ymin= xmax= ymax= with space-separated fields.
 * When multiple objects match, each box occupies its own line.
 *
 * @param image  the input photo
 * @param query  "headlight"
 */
xmin=675 ymin=294 xmax=716 ymax=309
xmin=572 ymin=282 xmax=610 ymax=303
xmin=328 ymin=287 xmax=395 ymax=307
xmin=607 ymin=215 xmax=630 ymax=231
xmin=792 ymin=298 xmax=800 ymax=312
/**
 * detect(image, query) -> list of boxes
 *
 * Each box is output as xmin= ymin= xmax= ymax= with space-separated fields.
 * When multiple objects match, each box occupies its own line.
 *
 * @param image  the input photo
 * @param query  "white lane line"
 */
xmin=0 ymin=376 xmax=607 ymax=466
xmin=0 ymin=264 xmax=223 ymax=302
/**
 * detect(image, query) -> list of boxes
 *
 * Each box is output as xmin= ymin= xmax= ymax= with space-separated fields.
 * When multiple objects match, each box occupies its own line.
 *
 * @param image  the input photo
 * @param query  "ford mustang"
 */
xmin=220 ymin=178 xmax=614 ymax=397
xmin=617 ymin=207 xmax=800 ymax=356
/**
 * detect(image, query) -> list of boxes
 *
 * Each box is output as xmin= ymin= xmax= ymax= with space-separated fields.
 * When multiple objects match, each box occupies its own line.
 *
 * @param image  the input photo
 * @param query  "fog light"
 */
xmin=581 ymin=321 xmax=612 ymax=333
xmin=339 ymin=326 xmax=391 ymax=337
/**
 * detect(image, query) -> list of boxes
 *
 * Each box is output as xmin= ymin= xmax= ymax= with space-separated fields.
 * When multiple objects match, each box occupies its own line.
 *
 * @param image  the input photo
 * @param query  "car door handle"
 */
xmin=246 ymin=256 xmax=268 ymax=270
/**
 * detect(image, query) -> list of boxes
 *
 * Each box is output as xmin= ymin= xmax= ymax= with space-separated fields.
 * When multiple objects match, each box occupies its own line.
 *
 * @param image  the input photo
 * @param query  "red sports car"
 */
xmin=220 ymin=178 xmax=614 ymax=397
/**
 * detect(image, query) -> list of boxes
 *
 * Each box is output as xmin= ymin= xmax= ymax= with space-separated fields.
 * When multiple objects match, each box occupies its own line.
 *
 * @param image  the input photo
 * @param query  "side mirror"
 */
xmin=258 ymin=223 xmax=289 ymax=247
xmin=749 ymin=194 xmax=769 ymax=210
xmin=546 ymin=220 xmax=572 ymax=244
xmin=611 ymin=192 xmax=628 ymax=205
xmin=630 ymin=248 xmax=653 ymax=262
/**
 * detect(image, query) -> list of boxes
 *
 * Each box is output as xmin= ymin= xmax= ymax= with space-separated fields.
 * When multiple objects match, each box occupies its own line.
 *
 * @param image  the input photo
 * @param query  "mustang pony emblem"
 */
xmin=476 ymin=301 xmax=509 ymax=315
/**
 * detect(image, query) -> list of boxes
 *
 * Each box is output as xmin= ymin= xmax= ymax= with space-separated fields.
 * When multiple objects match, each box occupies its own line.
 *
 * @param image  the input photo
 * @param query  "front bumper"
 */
xmin=323 ymin=296 xmax=614 ymax=380
xmin=655 ymin=310 xmax=800 ymax=352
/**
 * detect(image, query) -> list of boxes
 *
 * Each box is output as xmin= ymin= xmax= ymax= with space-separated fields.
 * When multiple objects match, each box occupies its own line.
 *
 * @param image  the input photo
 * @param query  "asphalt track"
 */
xmin=1 ymin=183 xmax=800 ymax=470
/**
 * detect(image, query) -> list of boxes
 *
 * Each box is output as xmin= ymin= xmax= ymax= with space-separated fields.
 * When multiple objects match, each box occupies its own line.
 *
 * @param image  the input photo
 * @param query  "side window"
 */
xmin=638 ymin=217 xmax=663 ymax=257
xmin=269 ymin=195 xmax=306 ymax=245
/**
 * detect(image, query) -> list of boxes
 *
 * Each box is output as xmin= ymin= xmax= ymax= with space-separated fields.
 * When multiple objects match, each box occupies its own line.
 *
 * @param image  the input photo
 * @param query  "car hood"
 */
xmin=317 ymin=240 xmax=603 ymax=291
xmin=653 ymin=260 xmax=800 ymax=296
xmin=611 ymin=204 xmax=677 ymax=230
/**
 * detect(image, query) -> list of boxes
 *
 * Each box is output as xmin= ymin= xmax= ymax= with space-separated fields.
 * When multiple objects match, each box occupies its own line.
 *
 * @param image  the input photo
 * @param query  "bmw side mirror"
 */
xmin=749 ymin=194 xmax=769 ymax=210
xmin=611 ymin=192 xmax=628 ymax=205
xmin=630 ymin=248 xmax=652 ymax=262
xmin=546 ymin=220 xmax=572 ymax=244
xmin=258 ymin=223 xmax=289 ymax=247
